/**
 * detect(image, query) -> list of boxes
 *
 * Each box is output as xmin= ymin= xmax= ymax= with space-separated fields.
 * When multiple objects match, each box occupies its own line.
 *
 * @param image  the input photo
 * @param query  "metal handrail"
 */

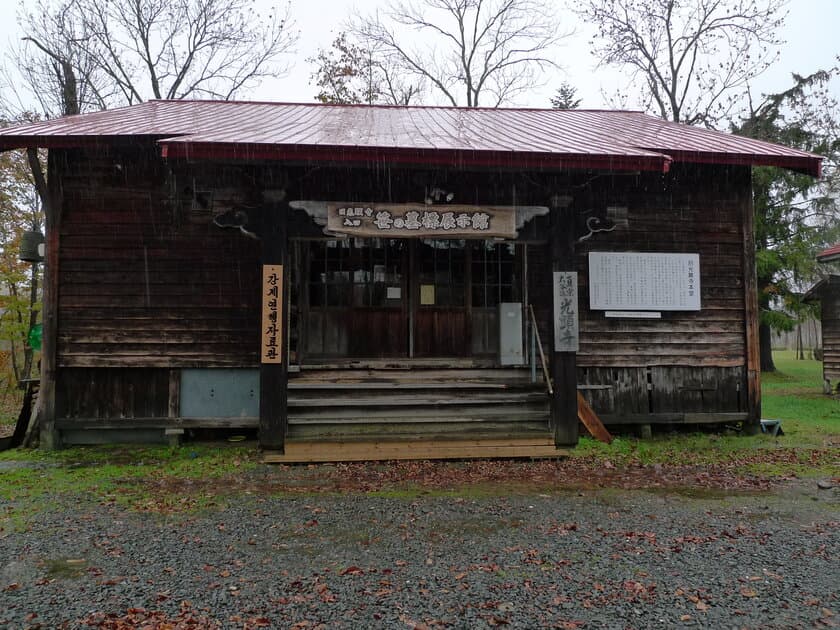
xmin=528 ymin=304 xmax=553 ymax=395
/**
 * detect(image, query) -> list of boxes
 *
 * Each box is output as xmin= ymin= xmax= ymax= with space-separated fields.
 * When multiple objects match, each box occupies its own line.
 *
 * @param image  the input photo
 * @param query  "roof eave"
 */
xmin=803 ymin=274 xmax=839 ymax=301
xmin=158 ymin=141 xmax=673 ymax=173
xmin=0 ymin=134 xmax=169 ymax=151
xmin=664 ymin=150 xmax=822 ymax=177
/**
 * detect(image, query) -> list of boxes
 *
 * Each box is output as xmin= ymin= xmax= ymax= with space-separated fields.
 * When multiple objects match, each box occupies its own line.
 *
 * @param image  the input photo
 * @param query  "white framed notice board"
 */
xmin=588 ymin=252 xmax=700 ymax=311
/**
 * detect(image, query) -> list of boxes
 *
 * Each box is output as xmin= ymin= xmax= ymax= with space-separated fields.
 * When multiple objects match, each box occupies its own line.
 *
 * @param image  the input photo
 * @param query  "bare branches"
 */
xmin=348 ymin=0 xmax=570 ymax=107
xmin=574 ymin=0 xmax=786 ymax=126
xmin=8 ymin=0 xmax=298 ymax=116
xmin=308 ymin=32 xmax=422 ymax=105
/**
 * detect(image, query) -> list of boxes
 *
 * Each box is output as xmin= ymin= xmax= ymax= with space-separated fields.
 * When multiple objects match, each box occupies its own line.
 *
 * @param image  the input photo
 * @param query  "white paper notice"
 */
xmin=589 ymin=252 xmax=700 ymax=311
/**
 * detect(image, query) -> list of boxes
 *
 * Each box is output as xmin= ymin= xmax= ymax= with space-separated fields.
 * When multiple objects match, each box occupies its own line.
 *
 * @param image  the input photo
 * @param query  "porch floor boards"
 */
xmin=263 ymin=436 xmax=567 ymax=463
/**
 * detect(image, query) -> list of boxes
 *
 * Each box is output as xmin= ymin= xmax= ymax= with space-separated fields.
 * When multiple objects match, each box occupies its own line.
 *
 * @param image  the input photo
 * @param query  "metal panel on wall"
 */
xmin=180 ymin=369 xmax=259 ymax=418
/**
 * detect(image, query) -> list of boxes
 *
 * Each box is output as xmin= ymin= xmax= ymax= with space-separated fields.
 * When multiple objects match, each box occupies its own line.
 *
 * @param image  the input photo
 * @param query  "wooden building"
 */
xmin=806 ymin=243 xmax=840 ymax=394
xmin=0 ymin=102 xmax=822 ymax=460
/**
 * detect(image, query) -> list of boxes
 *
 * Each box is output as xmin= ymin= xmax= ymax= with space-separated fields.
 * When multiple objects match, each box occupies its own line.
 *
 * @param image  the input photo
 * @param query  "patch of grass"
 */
xmin=42 ymin=558 xmax=88 ymax=579
xmin=762 ymin=351 xmax=839 ymax=443
xmin=762 ymin=350 xmax=825 ymax=393
xmin=572 ymin=432 xmax=767 ymax=467
xmin=0 ymin=444 xmax=260 ymax=529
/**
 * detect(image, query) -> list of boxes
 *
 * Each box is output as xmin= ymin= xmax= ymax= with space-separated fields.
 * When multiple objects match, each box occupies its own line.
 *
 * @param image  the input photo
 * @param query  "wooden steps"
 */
xmin=263 ymin=437 xmax=567 ymax=463
xmin=286 ymin=367 xmax=552 ymax=442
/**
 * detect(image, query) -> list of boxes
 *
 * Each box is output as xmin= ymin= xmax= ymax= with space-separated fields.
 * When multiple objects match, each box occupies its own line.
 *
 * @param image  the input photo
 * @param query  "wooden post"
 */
xmin=549 ymin=196 xmax=579 ymax=446
xmin=742 ymin=170 xmax=761 ymax=435
xmin=259 ymin=201 xmax=289 ymax=451
xmin=31 ymin=149 xmax=61 ymax=450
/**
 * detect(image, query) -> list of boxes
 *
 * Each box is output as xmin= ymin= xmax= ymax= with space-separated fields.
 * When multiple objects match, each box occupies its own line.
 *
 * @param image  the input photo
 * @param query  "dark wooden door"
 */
xmin=300 ymin=238 xmax=522 ymax=360
xmin=302 ymin=239 xmax=408 ymax=359
xmin=413 ymin=239 xmax=470 ymax=357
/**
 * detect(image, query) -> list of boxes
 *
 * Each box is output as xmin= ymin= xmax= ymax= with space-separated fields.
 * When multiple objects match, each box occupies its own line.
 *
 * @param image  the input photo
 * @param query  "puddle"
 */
xmin=0 ymin=461 xmax=56 ymax=471
xmin=42 ymin=558 xmax=88 ymax=579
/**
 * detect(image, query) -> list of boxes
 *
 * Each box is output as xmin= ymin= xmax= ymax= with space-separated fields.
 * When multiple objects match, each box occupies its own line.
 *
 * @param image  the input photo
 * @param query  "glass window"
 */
xmin=309 ymin=239 xmax=404 ymax=308
xmin=471 ymin=241 xmax=518 ymax=307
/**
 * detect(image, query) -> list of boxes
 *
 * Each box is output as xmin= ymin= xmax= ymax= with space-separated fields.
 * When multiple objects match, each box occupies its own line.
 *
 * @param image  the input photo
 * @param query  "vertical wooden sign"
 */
xmin=553 ymin=271 xmax=579 ymax=352
xmin=261 ymin=264 xmax=283 ymax=364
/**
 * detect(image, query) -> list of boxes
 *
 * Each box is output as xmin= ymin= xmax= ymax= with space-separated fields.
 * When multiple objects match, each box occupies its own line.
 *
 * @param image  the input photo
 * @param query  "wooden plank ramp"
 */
xmin=577 ymin=392 xmax=613 ymax=444
xmin=263 ymin=437 xmax=568 ymax=463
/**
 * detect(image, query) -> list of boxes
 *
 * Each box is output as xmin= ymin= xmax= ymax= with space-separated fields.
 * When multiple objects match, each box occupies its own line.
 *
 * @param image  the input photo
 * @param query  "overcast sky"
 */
xmin=2 ymin=0 xmax=838 ymax=110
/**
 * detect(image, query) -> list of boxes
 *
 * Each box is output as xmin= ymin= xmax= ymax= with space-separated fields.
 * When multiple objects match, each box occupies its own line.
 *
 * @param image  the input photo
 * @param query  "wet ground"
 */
xmin=0 ymin=473 xmax=837 ymax=629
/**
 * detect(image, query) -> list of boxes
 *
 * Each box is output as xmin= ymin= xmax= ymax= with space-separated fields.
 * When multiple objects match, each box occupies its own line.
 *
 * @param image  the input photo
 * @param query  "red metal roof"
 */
xmin=817 ymin=243 xmax=840 ymax=262
xmin=0 ymin=100 xmax=822 ymax=175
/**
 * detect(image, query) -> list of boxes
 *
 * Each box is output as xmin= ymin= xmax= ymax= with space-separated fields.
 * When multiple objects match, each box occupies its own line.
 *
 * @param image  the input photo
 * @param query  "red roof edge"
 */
xmin=663 ymin=150 xmax=822 ymax=177
xmin=159 ymin=141 xmax=672 ymax=173
xmin=817 ymin=242 xmax=840 ymax=262
xmin=0 ymin=135 xmax=166 ymax=151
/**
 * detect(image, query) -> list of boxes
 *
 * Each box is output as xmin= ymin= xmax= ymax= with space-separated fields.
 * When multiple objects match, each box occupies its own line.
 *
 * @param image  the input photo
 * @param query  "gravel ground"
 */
xmin=0 ymin=481 xmax=837 ymax=629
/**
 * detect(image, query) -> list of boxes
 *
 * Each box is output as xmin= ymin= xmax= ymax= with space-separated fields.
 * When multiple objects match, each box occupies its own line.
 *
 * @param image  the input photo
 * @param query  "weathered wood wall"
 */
xmin=527 ymin=165 xmax=751 ymax=417
xmin=53 ymin=147 xmax=754 ymax=426
xmin=56 ymin=145 xmax=261 ymax=369
xmin=820 ymin=277 xmax=840 ymax=390
xmin=57 ymin=368 xmax=169 ymax=422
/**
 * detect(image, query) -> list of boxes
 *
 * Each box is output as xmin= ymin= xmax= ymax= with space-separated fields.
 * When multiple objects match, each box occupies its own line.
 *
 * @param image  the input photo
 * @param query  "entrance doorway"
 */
xmin=296 ymin=238 xmax=522 ymax=362
xmin=414 ymin=239 xmax=468 ymax=357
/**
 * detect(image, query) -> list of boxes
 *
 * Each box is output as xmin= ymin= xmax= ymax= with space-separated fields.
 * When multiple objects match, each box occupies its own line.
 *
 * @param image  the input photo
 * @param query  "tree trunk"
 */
xmin=759 ymin=321 xmax=775 ymax=372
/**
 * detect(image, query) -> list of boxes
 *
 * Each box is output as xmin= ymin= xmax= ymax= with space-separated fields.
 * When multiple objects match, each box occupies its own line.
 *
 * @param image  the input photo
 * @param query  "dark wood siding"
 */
xmin=576 ymin=166 xmax=749 ymax=369
xmin=53 ymin=151 xmax=753 ymax=424
xmin=56 ymin=147 xmax=261 ymax=368
xmin=56 ymin=368 xmax=170 ymax=421
xmin=821 ymin=278 xmax=840 ymax=387
xmin=572 ymin=166 xmax=750 ymax=415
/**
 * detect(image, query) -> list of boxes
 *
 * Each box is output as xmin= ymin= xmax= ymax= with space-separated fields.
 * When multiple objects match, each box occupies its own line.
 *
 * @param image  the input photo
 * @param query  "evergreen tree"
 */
xmin=733 ymin=70 xmax=840 ymax=371
xmin=551 ymin=82 xmax=581 ymax=109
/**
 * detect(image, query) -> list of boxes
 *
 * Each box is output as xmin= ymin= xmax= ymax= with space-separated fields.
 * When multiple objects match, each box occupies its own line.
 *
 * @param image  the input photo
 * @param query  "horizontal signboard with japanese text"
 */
xmin=326 ymin=203 xmax=517 ymax=238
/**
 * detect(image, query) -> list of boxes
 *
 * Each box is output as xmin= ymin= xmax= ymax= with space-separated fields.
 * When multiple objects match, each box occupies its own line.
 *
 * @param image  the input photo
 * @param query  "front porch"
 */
xmin=267 ymin=364 xmax=563 ymax=463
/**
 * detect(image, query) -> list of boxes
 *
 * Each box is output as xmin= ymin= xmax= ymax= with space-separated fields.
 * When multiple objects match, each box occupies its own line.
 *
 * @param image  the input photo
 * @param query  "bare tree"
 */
xmin=349 ymin=0 xmax=569 ymax=107
xmin=9 ymin=0 xmax=297 ymax=115
xmin=309 ymin=32 xmax=422 ymax=105
xmin=2 ymin=1 xmax=112 ymax=117
xmin=574 ymin=0 xmax=786 ymax=125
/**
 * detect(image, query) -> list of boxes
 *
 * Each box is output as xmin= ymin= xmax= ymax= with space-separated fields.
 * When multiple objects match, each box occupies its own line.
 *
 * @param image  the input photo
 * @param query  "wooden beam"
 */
xmin=36 ymin=149 xmax=61 ymax=449
xmin=259 ymin=200 xmax=289 ymax=451
xmin=167 ymin=369 xmax=180 ymax=420
xmin=548 ymin=197 xmax=579 ymax=446
xmin=576 ymin=392 xmax=612 ymax=443
xmin=741 ymin=168 xmax=761 ymax=434
xmin=597 ymin=412 xmax=748 ymax=425
xmin=263 ymin=437 xmax=567 ymax=463
xmin=55 ymin=416 xmax=258 ymax=430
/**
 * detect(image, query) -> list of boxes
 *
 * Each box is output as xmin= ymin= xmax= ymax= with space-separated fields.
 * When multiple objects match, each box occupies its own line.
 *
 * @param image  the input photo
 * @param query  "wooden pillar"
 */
xmin=34 ymin=149 xmax=61 ymax=450
xmin=548 ymin=196 xmax=579 ymax=446
xmin=259 ymin=201 xmax=289 ymax=451
xmin=742 ymin=169 xmax=761 ymax=435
